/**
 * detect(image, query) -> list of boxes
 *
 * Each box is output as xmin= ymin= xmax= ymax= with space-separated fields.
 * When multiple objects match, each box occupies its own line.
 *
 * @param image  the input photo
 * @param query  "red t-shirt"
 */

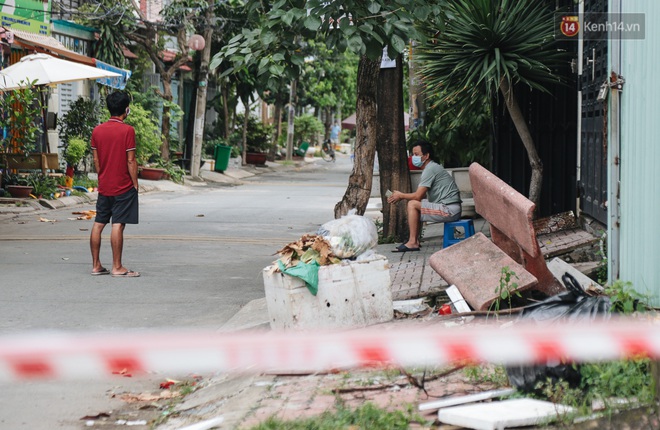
xmin=91 ymin=118 xmax=136 ymax=196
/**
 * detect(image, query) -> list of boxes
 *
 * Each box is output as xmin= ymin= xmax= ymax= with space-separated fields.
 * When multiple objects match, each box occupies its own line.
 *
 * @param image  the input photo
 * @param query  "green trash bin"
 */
xmin=213 ymin=144 xmax=231 ymax=172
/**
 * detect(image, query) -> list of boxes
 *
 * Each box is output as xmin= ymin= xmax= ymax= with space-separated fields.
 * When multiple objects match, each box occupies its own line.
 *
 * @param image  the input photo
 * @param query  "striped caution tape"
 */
xmin=0 ymin=316 xmax=658 ymax=381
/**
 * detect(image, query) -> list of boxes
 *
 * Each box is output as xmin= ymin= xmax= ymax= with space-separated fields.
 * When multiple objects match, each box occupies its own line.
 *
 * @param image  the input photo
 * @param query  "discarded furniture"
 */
xmin=429 ymin=162 xmax=565 ymax=311
xmin=443 ymin=219 xmax=475 ymax=248
xmin=294 ymin=142 xmax=309 ymax=157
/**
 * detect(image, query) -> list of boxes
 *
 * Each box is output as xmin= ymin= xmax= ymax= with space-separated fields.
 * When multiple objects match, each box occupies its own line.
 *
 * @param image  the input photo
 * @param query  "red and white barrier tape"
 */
xmin=0 ymin=317 xmax=658 ymax=381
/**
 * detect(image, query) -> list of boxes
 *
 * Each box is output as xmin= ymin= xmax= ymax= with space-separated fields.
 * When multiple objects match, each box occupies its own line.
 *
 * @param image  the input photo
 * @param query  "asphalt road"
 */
xmin=0 ymin=154 xmax=355 ymax=429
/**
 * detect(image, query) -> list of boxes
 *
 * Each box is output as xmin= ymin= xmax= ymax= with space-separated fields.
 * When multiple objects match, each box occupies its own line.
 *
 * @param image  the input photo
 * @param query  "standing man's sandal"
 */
xmin=112 ymin=270 xmax=140 ymax=277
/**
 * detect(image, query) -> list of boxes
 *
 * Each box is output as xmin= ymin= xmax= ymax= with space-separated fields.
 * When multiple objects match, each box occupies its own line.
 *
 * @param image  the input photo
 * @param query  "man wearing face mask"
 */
xmin=387 ymin=140 xmax=461 ymax=252
xmin=89 ymin=91 xmax=140 ymax=277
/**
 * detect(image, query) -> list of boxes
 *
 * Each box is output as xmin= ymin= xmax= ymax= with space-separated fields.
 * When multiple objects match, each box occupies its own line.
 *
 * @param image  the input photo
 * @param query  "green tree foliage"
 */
xmin=417 ymin=0 xmax=566 ymax=204
xmin=57 ymin=97 xmax=101 ymax=144
xmin=78 ymin=0 xmax=203 ymax=161
xmin=408 ymin=99 xmax=491 ymax=168
xmin=293 ymin=114 xmax=324 ymax=146
xmin=296 ymin=42 xmax=358 ymax=133
xmin=77 ymin=0 xmax=136 ymax=68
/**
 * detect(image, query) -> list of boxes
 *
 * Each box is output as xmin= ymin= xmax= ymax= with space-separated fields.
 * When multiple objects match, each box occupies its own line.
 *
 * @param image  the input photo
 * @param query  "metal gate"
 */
xmin=579 ymin=0 xmax=609 ymax=224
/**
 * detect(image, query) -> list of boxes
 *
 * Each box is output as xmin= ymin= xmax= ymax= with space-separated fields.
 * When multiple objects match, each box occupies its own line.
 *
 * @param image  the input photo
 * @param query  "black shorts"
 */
xmin=95 ymin=187 xmax=139 ymax=224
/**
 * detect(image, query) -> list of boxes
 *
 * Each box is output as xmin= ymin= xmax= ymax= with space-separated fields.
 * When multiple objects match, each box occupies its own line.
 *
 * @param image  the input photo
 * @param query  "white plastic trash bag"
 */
xmin=318 ymin=210 xmax=378 ymax=259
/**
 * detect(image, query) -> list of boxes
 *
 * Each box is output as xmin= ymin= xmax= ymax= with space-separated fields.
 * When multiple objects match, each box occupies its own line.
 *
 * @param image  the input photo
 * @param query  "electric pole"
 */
xmin=191 ymin=0 xmax=215 ymax=179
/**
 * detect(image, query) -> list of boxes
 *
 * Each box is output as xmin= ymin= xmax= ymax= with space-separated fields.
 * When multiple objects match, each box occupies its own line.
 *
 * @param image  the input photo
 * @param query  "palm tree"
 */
xmin=418 ymin=0 xmax=566 ymax=206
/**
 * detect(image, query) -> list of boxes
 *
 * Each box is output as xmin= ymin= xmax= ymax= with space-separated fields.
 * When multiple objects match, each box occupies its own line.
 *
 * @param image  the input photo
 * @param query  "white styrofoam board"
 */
xmin=437 ymin=398 xmax=574 ymax=430
xmin=419 ymin=388 xmax=515 ymax=411
xmin=446 ymin=285 xmax=472 ymax=313
xmin=263 ymin=255 xmax=393 ymax=330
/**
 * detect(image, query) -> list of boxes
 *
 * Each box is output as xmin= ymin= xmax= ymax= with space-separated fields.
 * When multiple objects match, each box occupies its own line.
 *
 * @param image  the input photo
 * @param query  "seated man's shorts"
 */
xmin=95 ymin=187 xmax=139 ymax=224
xmin=420 ymin=200 xmax=461 ymax=223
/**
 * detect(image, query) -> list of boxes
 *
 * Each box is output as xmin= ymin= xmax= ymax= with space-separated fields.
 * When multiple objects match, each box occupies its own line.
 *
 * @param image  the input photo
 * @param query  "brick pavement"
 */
xmin=379 ymin=219 xmax=491 ymax=301
xmin=236 ymin=368 xmax=482 ymax=429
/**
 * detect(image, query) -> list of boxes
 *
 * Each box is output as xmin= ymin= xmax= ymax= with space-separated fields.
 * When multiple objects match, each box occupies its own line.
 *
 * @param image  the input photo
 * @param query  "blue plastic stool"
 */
xmin=443 ymin=219 xmax=476 ymax=248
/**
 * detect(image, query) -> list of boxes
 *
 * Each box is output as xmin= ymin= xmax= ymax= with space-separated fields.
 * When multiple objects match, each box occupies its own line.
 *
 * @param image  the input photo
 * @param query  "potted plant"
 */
xmin=64 ymin=136 xmax=87 ymax=173
xmin=3 ymin=172 xmax=33 ymax=198
xmin=26 ymin=172 xmax=58 ymax=199
xmin=232 ymin=114 xmax=273 ymax=165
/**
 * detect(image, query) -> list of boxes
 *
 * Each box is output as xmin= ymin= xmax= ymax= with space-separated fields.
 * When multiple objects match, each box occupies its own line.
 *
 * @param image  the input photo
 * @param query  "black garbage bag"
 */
xmin=505 ymin=273 xmax=611 ymax=393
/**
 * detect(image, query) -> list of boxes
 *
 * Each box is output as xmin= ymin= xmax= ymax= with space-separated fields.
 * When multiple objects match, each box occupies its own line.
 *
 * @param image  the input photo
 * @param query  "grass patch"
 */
xmin=463 ymin=364 xmax=509 ymax=387
xmin=373 ymin=219 xmax=396 ymax=244
xmin=245 ymin=403 xmax=428 ymax=430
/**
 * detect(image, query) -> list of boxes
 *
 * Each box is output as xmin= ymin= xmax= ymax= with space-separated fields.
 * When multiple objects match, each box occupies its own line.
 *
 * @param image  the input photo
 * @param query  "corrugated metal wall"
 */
xmin=617 ymin=1 xmax=660 ymax=305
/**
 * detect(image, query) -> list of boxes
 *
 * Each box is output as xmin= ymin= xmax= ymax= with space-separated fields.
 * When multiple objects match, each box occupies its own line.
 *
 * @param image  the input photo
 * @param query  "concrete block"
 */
xmin=429 ymin=233 xmax=537 ymax=311
xmin=263 ymin=255 xmax=393 ymax=330
xmin=437 ymin=398 xmax=574 ymax=430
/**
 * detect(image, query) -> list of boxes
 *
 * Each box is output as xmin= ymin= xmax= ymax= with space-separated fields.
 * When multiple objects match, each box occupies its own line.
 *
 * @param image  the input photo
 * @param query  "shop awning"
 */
xmin=95 ymin=60 xmax=132 ymax=90
xmin=8 ymin=27 xmax=96 ymax=66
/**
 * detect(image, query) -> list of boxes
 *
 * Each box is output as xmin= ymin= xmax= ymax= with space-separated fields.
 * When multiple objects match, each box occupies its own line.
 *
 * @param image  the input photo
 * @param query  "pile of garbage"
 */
xmin=271 ymin=212 xmax=378 ymax=295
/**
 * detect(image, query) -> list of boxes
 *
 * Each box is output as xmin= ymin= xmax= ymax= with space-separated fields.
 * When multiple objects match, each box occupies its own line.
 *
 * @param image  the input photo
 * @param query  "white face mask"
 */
xmin=411 ymin=155 xmax=424 ymax=167
xmin=125 ymin=108 xmax=130 ymax=117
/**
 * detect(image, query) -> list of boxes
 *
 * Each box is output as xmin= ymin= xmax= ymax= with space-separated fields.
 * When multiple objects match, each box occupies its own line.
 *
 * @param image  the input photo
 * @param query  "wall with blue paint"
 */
xmin=615 ymin=1 xmax=660 ymax=305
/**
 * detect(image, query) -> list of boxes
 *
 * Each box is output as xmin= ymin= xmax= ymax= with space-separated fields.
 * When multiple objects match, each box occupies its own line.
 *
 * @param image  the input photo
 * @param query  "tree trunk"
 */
xmin=160 ymin=79 xmax=173 ymax=162
xmin=285 ymin=79 xmax=297 ymax=161
xmin=409 ymin=41 xmax=426 ymax=131
xmin=377 ymin=55 xmax=410 ymax=242
xmin=323 ymin=106 xmax=332 ymax=140
xmin=500 ymin=78 xmax=543 ymax=207
xmin=222 ymin=84 xmax=230 ymax=139
xmin=334 ymin=56 xmax=380 ymax=218
xmin=241 ymin=104 xmax=249 ymax=165
xmin=269 ymin=102 xmax=283 ymax=160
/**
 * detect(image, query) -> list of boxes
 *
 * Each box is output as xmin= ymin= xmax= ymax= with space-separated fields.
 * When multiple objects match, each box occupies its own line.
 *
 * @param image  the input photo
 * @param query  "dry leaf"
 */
xmin=39 ymin=217 xmax=56 ymax=223
xmin=70 ymin=210 xmax=95 ymax=220
xmin=274 ymin=234 xmax=339 ymax=269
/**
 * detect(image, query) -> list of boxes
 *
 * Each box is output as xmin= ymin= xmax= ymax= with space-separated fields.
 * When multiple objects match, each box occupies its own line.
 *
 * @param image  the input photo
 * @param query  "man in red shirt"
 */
xmin=89 ymin=91 xmax=140 ymax=277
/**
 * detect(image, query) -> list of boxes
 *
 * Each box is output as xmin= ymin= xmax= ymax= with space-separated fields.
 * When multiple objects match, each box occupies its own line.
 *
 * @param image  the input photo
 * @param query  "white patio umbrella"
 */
xmin=0 ymin=53 xmax=121 ymax=90
xmin=0 ymin=53 xmax=122 ymax=152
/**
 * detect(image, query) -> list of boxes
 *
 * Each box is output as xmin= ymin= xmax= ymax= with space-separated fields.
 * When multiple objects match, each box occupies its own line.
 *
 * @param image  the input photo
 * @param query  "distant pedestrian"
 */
xmin=89 ymin=91 xmax=140 ymax=277
xmin=330 ymin=121 xmax=341 ymax=146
